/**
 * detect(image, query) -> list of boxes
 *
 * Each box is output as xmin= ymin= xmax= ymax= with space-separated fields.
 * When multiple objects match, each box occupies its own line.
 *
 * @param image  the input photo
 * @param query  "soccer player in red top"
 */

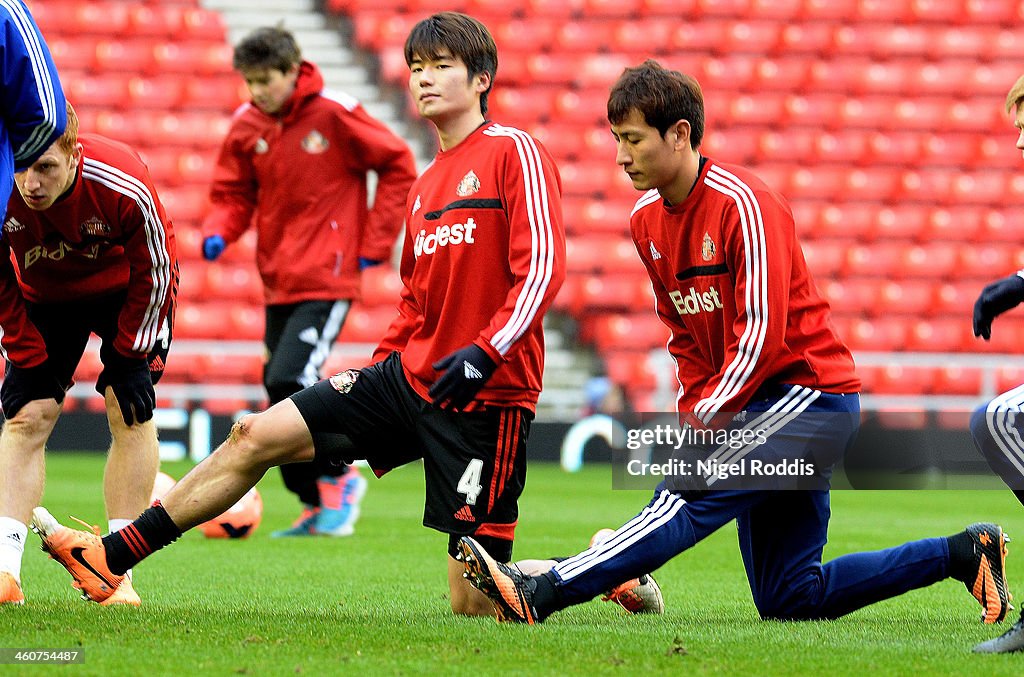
xmin=0 ymin=103 xmax=177 ymax=607
xmin=201 ymin=26 xmax=417 ymax=538
xmin=31 ymin=12 xmax=564 ymax=617
xmin=458 ymin=60 xmax=1011 ymax=626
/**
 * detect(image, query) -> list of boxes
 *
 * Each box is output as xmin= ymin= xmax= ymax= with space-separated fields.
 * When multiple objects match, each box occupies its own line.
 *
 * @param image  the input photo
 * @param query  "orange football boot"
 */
xmin=30 ymin=507 xmax=123 ymax=603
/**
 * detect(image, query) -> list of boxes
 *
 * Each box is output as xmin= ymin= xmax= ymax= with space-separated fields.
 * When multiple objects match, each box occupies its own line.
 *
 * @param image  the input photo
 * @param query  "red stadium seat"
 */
xmin=959 ymin=245 xmax=1014 ymax=280
xmin=153 ymin=42 xmax=234 ymax=76
xmin=603 ymin=351 xmax=659 ymax=391
xmin=183 ymin=77 xmax=248 ymax=111
xmin=360 ymin=266 xmax=403 ymax=307
xmin=721 ymin=22 xmax=781 ymax=55
xmin=854 ymin=0 xmax=913 ymax=22
xmin=871 ymin=365 xmax=935 ymax=395
xmin=905 ymin=319 xmax=967 ymax=352
xmin=576 ymin=273 xmax=651 ymax=312
xmin=933 ymin=281 xmax=978 ymax=318
xmin=182 ymin=8 xmax=228 ymax=41
xmin=977 ymin=209 xmax=1024 ymax=244
xmin=159 ymin=186 xmax=208 ymax=225
xmin=48 ymin=38 xmax=99 ymax=73
xmin=934 ymin=365 xmax=984 ymax=396
xmin=783 ymin=95 xmax=844 ymax=128
xmin=205 ymin=263 xmax=263 ymax=304
xmin=337 ymin=307 xmax=396 ymax=344
xmin=554 ymin=21 xmax=617 ymax=52
xmin=801 ymin=241 xmax=847 ymax=278
xmin=864 ymin=132 xmax=922 ymax=166
xmin=613 ymin=21 xmax=674 ymax=53
xmin=996 ymin=367 xmax=1024 ymax=394
xmin=229 ymin=305 xmax=265 ymax=341
xmin=175 ymin=303 xmax=235 ymax=340
xmin=816 ymin=203 xmax=878 ymax=241
xmin=819 ymin=279 xmax=878 ymax=315
xmin=753 ymin=58 xmax=810 ymax=92
xmin=911 ymin=0 xmax=966 ymax=23
xmin=67 ymin=75 xmax=131 ymax=109
xmin=877 ymin=280 xmax=934 ymax=316
xmin=814 ymin=132 xmax=869 ymax=165
xmin=727 ymin=93 xmax=784 ymax=126
xmin=640 ymin=0 xmax=698 ymax=16
xmin=565 ymin=236 xmax=641 ymax=274
xmin=590 ymin=313 xmax=670 ymax=351
xmin=899 ymin=243 xmax=958 ymax=279
xmin=777 ymin=23 xmax=835 ymax=55
xmin=844 ymin=317 xmax=908 ymax=352
xmin=492 ymin=18 xmax=557 ymax=54
xmin=873 ymin=205 xmax=928 ymax=241
xmin=964 ymin=0 xmax=1020 ymax=25
xmin=697 ymin=0 xmax=751 ymax=16
xmin=127 ymin=5 xmax=184 ymax=38
xmin=670 ymin=22 xmax=730 ymax=54
xmin=923 ymin=207 xmax=980 ymax=242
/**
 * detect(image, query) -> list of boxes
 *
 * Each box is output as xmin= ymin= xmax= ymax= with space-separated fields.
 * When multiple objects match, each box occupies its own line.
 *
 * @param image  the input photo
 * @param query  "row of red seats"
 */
xmin=357 ymin=11 xmax=1024 ymax=63
xmin=584 ymin=312 xmax=1024 ymax=356
xmin=32 ymin=2 xmax=224 ymax=40
xmin=73 ymin=108 xmax=232 ymax=151
xmin=49 ymin=37 xmax=233 ymax=77
xmin=61 ymin=73 xmax=245 ymax=112
xmin=492 ymin=89 xmax=1007 ymax=136
xmin=543 ymin=160 xmax=1024 ymax=205
xmin=602 ymin=349 xmax=1024 ymax=399
xmin=336 ymin=0 xmax=1022 ymax=26
xmin=173 ymin=302 xmax=397 ymax=343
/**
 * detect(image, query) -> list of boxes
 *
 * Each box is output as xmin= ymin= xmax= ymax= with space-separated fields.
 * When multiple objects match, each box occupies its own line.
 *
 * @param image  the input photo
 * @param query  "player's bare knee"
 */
xmin=1 ymin=400 xmax=60 ymax=437
xmin=222 ymin=413 xmax=276 ymax=467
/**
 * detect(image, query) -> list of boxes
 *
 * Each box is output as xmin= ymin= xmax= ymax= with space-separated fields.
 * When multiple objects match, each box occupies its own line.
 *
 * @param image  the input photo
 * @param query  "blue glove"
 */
xmin=96 ymin=352 xmax=155 ymax=426
xmin=358 ymin=257 xmax=382 ymax=271
xmin=974 ymin=274 xmax=1024 ymax=340
xmin=429 ymin=344 xmax=497 ymax=411
xmin=1 ymin=361 xmax=65 ymax=419
xmin=202 ymin=235 xmax=226 ymax=261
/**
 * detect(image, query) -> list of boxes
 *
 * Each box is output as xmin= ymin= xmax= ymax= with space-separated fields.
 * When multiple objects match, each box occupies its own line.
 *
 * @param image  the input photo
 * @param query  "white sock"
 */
xmin=107 ymin=519 xmax=133 ymax=581
xmin=0 ymin=517 xmax=27 ymax=582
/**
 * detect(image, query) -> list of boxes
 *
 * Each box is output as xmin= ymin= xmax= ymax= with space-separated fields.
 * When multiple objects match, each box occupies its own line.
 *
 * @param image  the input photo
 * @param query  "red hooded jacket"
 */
xmin=202 ymin=62 xmax=417 ymax=304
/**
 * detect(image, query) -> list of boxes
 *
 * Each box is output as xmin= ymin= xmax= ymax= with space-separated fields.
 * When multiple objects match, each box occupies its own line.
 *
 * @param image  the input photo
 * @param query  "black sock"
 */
xmin=531 ymin=571 xmax=563 ymax=620
xmin=102 ymin=502 xmax=182 ymax=575
xmin=1013 ymin=490 xmax=1024 ymax=508
xmin=946 ymin=530 xmax=975 ymax=582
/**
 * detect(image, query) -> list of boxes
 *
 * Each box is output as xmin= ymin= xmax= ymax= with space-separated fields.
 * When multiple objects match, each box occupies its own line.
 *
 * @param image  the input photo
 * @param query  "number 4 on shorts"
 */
xmin=457 ymin=459 xmax=483 ymax=505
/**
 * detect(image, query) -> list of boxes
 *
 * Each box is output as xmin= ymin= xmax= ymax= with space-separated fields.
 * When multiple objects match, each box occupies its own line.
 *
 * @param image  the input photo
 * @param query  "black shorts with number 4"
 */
xmin=290 ymin=351 xmax=532 ymax=544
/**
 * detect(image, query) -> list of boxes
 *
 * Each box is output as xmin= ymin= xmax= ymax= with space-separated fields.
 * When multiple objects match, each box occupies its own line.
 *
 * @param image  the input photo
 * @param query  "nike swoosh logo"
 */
xmin=70 ymin=546 xmax=115 ymax=589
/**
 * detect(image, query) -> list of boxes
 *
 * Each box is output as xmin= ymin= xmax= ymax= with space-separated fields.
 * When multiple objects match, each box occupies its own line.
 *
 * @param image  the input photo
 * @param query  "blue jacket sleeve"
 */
xmin=0 ymin=0 xmax=65 ymax=171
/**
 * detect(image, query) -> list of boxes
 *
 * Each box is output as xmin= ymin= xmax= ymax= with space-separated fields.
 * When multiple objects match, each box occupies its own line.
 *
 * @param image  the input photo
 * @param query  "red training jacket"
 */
xmin=630 ymin=159 xmax=860 ymax=423
xmin=202 ymin=61 xmax=417 ymax=305
xmin=373 ymin=123 xmax=566 ymax=411
xmin=0 ymin=134 xmax=178 ymax=367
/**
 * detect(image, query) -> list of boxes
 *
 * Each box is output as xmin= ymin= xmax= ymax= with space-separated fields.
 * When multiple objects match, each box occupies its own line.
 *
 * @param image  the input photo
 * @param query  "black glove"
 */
xmin=97 ymin=352 xmax=155 ymax=426
xmin=429 ymin=344 xmax=497 ymax=411
xmin=974 ymin=274 xmax=1024 ymax=340
xmin=1 ymin=361 xmax=65 ymax=419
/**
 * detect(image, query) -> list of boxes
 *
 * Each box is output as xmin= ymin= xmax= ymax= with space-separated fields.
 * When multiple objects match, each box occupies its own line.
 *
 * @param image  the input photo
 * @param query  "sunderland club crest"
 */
xmin=701 ymin=233 xmax=716 ymax=261
xmin=456 ymin=170 xmax=480 ymax=197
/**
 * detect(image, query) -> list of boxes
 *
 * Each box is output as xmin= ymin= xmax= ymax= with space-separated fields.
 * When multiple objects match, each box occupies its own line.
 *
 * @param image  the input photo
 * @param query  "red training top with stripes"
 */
xmin=202 ymin=61 xmax=417 ymax=304
xmin=0 ymin=133 xmax=177 ymax=367
xmin=629 ymin=159 xmax=860 ymax=423
xmin=373 ymin=123 xmax=566 ymax=411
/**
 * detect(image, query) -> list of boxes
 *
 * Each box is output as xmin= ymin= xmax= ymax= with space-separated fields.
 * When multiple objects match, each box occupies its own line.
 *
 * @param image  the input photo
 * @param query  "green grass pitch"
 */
xmin=4 ymin=453 xmax=1024 ymax=675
